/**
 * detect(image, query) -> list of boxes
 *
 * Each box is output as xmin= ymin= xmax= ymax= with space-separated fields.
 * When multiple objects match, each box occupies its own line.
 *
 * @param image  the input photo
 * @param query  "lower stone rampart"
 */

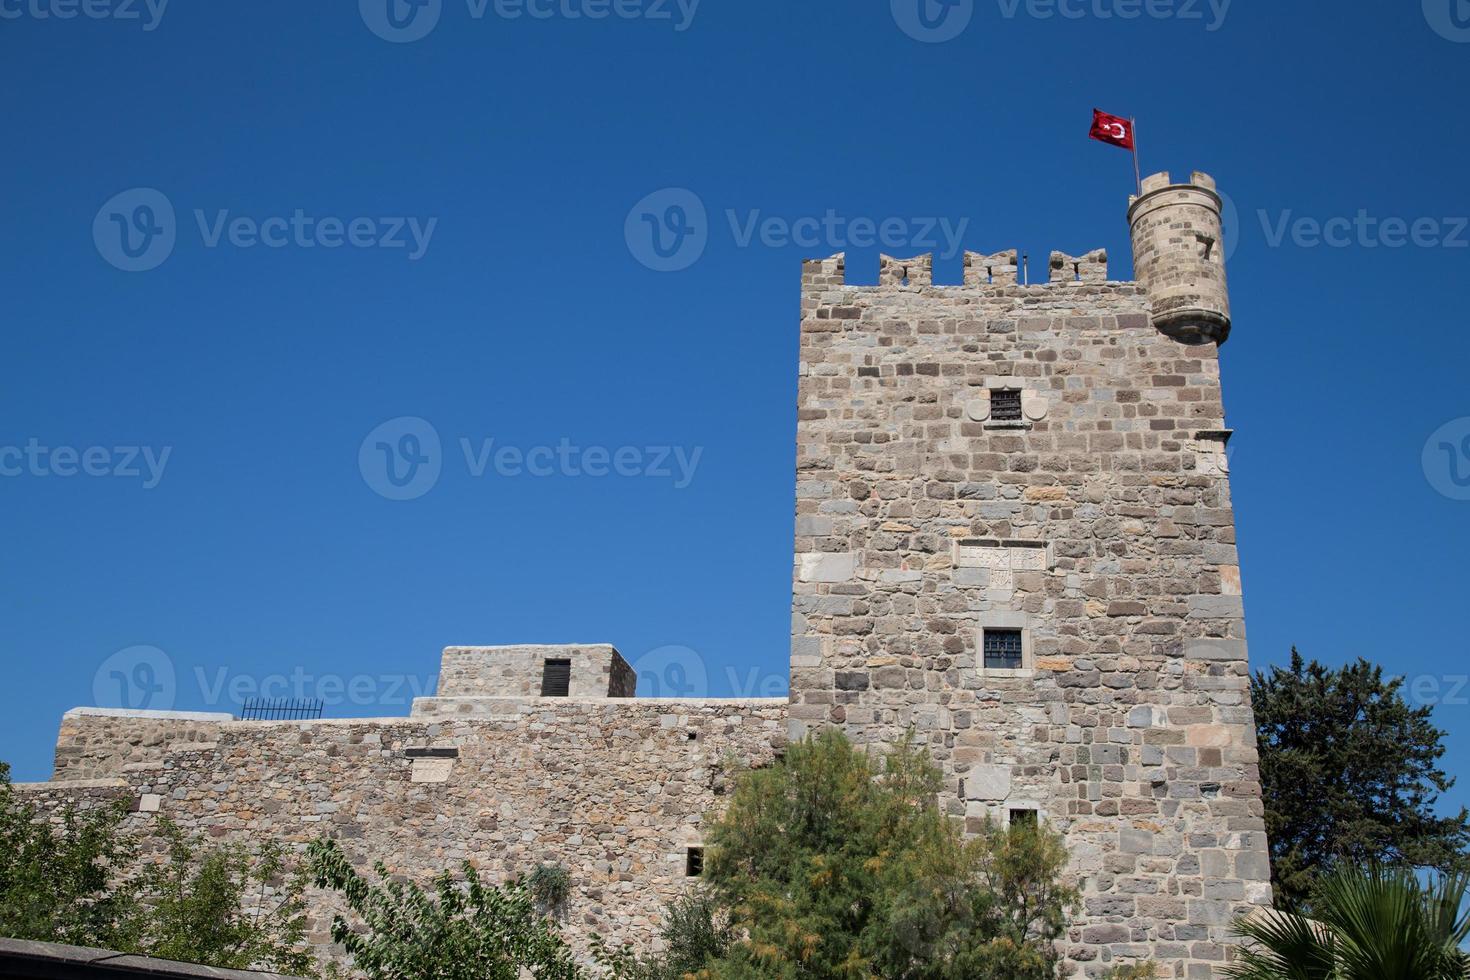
xmin=25 ymin=699 xmax=787 ymax=964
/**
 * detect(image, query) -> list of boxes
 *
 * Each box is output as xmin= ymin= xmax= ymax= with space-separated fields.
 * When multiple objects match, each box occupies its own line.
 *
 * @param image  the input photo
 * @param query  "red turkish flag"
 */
xmin=1090 ymin=109 xmax=1135 ymax=151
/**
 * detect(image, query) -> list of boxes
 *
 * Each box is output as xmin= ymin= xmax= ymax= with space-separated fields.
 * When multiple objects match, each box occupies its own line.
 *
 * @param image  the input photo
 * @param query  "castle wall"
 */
xmin=790 ymin=251 xmax=1270 ymax=978
xmin=52 ymin=709 xmax=232 ymax=780
xmin=26 ymin=698 xmax=785 ymax=964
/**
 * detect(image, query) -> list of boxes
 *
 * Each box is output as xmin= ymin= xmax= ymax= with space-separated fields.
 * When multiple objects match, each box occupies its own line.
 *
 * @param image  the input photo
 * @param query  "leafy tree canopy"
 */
xmin=307 ymin=838 xmax=582 ymax=980
xmin=605 ymin=729 xmax=1078 ymax=980
xmin=1253 ymin=650 xmax=1470 ymax=909
xmin=0 ymin=762 xmax=313 ymax=975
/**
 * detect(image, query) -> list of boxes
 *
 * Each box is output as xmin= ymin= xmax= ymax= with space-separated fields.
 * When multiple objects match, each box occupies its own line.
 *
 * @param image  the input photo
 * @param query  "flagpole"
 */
xmin=1131 ymin=117 xmax=1142 ymax=195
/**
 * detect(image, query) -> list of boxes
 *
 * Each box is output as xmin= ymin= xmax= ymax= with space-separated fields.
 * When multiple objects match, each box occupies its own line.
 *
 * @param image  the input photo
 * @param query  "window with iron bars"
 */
xmin=983 ymin=628 xmax=1024 ymax=670
xmin=990 ymin=388 xmax=1023 ymax=422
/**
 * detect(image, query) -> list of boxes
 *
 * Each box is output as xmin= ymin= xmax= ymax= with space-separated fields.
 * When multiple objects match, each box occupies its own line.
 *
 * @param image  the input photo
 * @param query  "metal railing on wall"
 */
xmin=238 ymin=698 xmax=324 ymax=721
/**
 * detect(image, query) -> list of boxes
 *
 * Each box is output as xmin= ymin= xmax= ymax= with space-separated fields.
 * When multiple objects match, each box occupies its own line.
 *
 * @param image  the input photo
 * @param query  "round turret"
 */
xmin=1127 ymin=170 xmax=1231 ymax=344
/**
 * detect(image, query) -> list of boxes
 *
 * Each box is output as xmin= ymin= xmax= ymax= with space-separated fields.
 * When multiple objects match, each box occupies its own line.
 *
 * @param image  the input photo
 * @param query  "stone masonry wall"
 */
xmin=28 ymin=697 xmax=786 ymax=967
xmin=437 ymin=645 xmax=636 ymax=699
xmin=790 ymin=251 xmax=1271 ymax=978
xmin=52 ymin=709 xmax=232 ymax=780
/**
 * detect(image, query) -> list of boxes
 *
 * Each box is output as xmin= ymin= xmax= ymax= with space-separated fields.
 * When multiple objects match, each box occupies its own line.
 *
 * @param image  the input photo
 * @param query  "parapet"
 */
xmin=963 ymin=250 xmax=1018 ymax=286
xmin=802 ymin=249 xmax=1115 ymax=290
xmin=434 ymin=644 xmax=636 ymax=699
xmin=1049 ymin=249 xmax=1108 ymax=284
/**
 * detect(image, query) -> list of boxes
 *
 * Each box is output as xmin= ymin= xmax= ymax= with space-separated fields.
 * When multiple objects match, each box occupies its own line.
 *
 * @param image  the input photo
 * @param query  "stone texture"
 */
xmin=791 ymin=179 xmax=1270 ymax=978
xmin=29 ymin=683 xmax=788 ymax=967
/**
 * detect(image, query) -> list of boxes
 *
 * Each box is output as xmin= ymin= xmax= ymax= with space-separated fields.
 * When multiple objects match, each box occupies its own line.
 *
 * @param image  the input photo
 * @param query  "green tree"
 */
xmin=0 ymin=762 xmax=139 ymax=949
xmin=307 ymin=837 xmax=582 ymax=980
xmin=133 ymin=818 xmax=313 ymax=976
xmin=1253 ymin=650 xmax=1470 ymax=908
xmin=0 ymin=762 xmax=314 ymax=974
xmin=691 ymin=729 xmax=1077 ymax=979
xmin=1226 ymin=865 xmax=1470 ymax=980
xmin=592 ymin=891 xmax=734 ymax=980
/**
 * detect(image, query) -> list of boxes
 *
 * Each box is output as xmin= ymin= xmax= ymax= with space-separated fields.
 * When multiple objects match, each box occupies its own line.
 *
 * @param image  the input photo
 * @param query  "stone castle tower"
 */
xmin=20 ymin=171 xmax=1268 ymax=979
xmin=790 ymin=170 xmax=1270 ymax=973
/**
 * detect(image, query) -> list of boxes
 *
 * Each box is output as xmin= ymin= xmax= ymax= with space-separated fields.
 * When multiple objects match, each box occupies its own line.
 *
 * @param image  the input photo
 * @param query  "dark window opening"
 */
xmin=983 ymin=629 xmax=1024 ymax=670
xmin=540 ymin=659 xmax=572 ymax=697
xmin=1009 ymin=808 xmax=1038 ymax=827
xmin=990 ymin=388 xmax=1023 ymax=422
xmin=686 ymin=847 xmax=704 ymax=877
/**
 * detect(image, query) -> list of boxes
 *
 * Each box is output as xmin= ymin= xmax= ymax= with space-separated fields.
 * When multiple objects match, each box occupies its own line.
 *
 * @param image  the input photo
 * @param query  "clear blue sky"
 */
xmin=1 ymin=1 xmax=1467 ymax=824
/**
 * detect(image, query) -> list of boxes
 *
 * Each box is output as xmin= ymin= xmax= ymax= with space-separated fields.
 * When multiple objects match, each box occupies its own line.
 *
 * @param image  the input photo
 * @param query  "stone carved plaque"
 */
xmin=411 ymin=758 xmax=454 ymax=783
xmin=954 ymin=540 xmax=1050 ymax=595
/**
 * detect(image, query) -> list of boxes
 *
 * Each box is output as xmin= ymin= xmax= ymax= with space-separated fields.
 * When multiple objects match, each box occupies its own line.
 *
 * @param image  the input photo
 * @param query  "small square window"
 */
xmin=1009 ymin=808 xmax=1038 ymax=828
xmin=990 ymin=388 xmax=1023 ymax=422
xmin=540 ymin=659 xmax=571 ymax=698
xmin=983 ymin=629 xmax=1024 ymax=670
xmin=685 ymin=847 xmax=704 ymax=877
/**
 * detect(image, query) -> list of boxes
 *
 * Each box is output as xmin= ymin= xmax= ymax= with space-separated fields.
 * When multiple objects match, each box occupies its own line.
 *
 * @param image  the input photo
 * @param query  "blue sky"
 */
xmin=1 ymin=0 xmax=1467 ymax=824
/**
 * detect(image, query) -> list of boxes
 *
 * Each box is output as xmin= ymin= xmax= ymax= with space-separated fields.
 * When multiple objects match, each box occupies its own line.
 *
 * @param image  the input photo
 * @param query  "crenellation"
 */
xmin=964 ymin=248 xmax=1020 ymax=286
xmin=878 ymin=252 xmax=933 ymax=287
xmin=1050 ymin=249 xmax=1109 ymax=284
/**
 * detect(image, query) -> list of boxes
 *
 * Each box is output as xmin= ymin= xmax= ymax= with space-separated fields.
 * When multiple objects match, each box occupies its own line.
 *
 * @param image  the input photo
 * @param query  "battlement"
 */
xmin=803 ymin=249 xmax=1116 ymax=290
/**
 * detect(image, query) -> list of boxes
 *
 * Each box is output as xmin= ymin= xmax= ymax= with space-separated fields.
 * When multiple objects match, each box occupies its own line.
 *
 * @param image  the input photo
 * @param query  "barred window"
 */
xmin=990 ymin=388 xmax=1023 ymax=421
xmin=686 ymin=847 xmax=705 ymax=877
xmin=540 ymin=659 xmax=571 ymax=697
xmin=983 ymin=628 xmax=1024 ymax=670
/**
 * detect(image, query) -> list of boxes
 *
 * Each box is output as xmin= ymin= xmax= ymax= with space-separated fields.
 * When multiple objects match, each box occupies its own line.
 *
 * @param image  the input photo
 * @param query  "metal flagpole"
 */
xmin=1131 ymin=117 xmax=1142 ymax=195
